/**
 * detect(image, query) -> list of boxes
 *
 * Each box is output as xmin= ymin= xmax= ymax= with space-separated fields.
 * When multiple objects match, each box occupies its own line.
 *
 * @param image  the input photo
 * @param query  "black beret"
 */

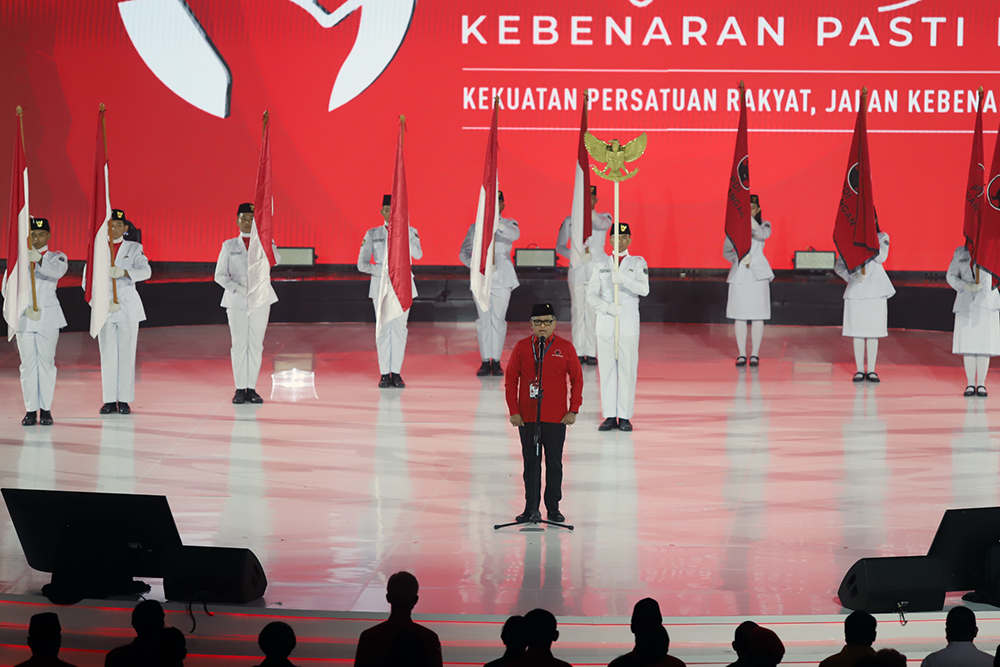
xmin=750 ymin=194 xmax=759 ymax=205
xmin=111 ymin=209 xmax=127 ymax=222
xmin=382 ymin=194 xmax=392 ymax=207
xmin=590 ymin=185 xmax=597 ymax=195
xmin=238 ymin=202 xmax=254 ymax=215
xmin=30 ymin=217 xmax=50 ymax=232
xmin=530 ymin=303 xmax=555 ymax=318
xmin=616 ymin=222 xmax=631 ymax=236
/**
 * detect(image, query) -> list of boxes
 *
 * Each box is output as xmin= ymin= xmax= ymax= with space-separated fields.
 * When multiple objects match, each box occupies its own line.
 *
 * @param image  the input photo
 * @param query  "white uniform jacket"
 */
xmin=214 ymin=236 xmax=282 ymax=310
xmin=358 ymin=224 xmax=423 ymax=300
xmin=459 ymin=217 xmax=520 ymax=290
xmin=834 ymin=232 xmax=895 ymax=300
xmin=586 ymin=252 xmax=650 ymax=337
xmin=946 ymin=246 xmax=1000 ymax=314
xmin=723 ymin=220 xmax=774 ymax=283
xmin=11 ymin=248 xmax=69 ymax=332
xmin=82 ymin=239 xmax=152 ymax=322
xmin=557 ymin=212 xmax=614 ymax=284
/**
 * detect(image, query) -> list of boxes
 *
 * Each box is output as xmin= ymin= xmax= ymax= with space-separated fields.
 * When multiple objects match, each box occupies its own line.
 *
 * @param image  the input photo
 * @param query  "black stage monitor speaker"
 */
xmin=838 ymin=556 xmax=945 ymax=613
xmin=927 ymin=507 xmax=1000 ymax=592
xmin=164 ymin=546 xmax=267 ymax=604
xmin=1 ymin=488 xmax=183 ymax=603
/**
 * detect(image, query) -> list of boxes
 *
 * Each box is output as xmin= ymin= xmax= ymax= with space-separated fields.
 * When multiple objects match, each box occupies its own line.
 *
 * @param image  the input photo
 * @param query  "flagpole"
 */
xmin=17 ymin=106 xmax=37 ymax=313
xmin=976 ymin=85 xmax=984 ymax=285
xmin=100 ymin=104 xmax=119 ymax=306
xmin=613 ymin=179 xmax=620 ymax=360
xmin=859 ymin=88 xmax=867 ymax=277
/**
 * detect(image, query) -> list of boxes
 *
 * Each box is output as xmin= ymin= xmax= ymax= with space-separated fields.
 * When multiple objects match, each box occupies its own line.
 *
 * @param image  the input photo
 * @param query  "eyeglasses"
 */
xmin=531 ymin=319 xmax=555 ymax=326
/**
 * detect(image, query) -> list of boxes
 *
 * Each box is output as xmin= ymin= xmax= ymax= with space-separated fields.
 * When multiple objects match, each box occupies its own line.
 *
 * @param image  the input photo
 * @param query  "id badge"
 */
xmin=529 ymin=381 xmax=540 ymax=399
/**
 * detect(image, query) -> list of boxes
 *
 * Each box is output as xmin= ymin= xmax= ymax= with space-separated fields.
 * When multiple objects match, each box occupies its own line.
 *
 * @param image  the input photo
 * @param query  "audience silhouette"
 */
xmin=507 ymin=609 xmax=571 ymax=667
xmin=856 ymin=648 xmax=907 ymax=667
xmin=353 ymin=571 xmax=443 ymax=667
xmin=608 ymin=598 xmax=685 ymax=666
xmin=105 ymin=600 xmax=165 ymax=667
xmin=746 ymin=625 xmax=784 ymax=667
xmin=819 ymin=610 xmax=877 ymax=667
xmin=921 ymin=605 xmax=993 ymax=666
xmin=485 ymin=615 xmax=527 ymax=666
xmin=255 ymin=621 xmax=299 ymax=667
xmin=725 ymin=621 xmax=758 ymax=667
xmin=156 ymin=627 xmax=187 ymax=667
xmin=15 ymin=612 xmax=78 ymax=667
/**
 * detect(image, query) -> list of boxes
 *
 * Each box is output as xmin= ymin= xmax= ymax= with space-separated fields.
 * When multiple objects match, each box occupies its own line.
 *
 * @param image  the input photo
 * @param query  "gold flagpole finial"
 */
xmin=861 ymin=87 xmax=868 ymax=97
xmin=99 ymin=103 xmax=105 ymax=112
xmin=16 ymin=105 xmax=22 ymax=116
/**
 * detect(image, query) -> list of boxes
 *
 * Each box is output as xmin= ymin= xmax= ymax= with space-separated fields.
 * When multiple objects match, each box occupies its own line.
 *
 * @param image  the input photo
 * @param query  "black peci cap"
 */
xmin=750 ymin=194 xmax=759 ymax=205
xmin=498 ymin=190 xmax=505 ymax=202
xmin=30 ymin=217 xmax=50 ymax=232
xmin=237 ymin=202 xmax=254 ymax=215
xmin=383 ymin=194 xmax=392 ymax=207
xmin=590 ymin=185 xmax=597 ymax=195
xmin=111 ymin=209 xmax=128 ymax=223
xmin=616 ymin=222 xmax=631 ymax=236
xmin=531 ymin=303 xmax=555 ymax=318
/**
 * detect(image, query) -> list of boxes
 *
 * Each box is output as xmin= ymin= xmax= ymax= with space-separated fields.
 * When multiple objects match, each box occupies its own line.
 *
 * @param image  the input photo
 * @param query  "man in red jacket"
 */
xmin=505 ymin=303 xmax=583 ymax=523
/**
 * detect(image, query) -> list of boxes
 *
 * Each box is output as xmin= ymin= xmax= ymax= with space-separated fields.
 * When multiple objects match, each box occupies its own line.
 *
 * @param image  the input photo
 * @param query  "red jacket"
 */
xmin=505 ymin=334 xmax=583 ymax=422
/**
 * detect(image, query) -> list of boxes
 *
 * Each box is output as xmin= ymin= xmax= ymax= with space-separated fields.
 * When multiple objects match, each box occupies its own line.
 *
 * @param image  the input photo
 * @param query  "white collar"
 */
xmin=240 ymin=232 xmax=251 ymax=238
xmin=616 ymin=250 xmax=630 ymax=259
xmin=37 ymin=245 xmax=49 ymax=254
xmin=113 ymin=237 xmax=124 ymax=245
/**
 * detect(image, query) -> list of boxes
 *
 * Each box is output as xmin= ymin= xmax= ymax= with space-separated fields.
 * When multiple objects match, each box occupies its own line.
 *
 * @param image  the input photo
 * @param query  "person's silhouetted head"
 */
xmin=945 ymin=605 xmax=978 ymax=643
xmin=844 ymin=610 xmax=877 ymax=647
xmin=385 ymin=571 xmax=420 ymax=612
xmin=629 ymin=597 xmax=662 ymax=634
xmin=634 ymin=624 xmax=669 ymax=663
xmin=27 ymin=612 xmax=61 ymax=658
xmin=158 ymin=626 xmax=187 ymax=666
xmin=732 ymin=620 xmax=758 ymax=659
xmin=132 ymin=599 xmax=165 ymax=638
xmin=259 ymin=621 xmax=296 ymax=659
xmin=500 ymin=615 xmax=527 ymax=654
xmin=875 ymin=648 xmax=907 ymax=667
xmin=748 ymin=626 xmax=784 ymax=667
xmin=523 ymin=609 xmax=558 ymax=650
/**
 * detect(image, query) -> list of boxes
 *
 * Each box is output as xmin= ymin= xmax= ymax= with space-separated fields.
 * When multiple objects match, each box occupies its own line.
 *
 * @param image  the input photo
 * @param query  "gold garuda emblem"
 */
xmin=584 ymin=131 xmax=647 ymax=182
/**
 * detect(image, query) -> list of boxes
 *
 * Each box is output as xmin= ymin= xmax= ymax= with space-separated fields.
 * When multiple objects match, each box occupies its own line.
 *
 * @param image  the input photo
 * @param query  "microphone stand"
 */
xmin=495 ymin=335 xmax=574 ymax=531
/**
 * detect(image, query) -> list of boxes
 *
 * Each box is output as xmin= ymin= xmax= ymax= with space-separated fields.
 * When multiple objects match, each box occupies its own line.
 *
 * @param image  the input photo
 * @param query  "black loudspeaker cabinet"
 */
xmin=164 ymin=546 xmax=267 ymax=604
xmin=838 ymin=556 xmax=945 ymax=613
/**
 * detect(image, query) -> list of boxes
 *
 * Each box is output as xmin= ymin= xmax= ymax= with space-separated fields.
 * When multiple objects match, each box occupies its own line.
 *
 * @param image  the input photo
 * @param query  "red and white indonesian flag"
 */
xmin=724 ymin=85 xmax=752 ymax=262
xmin=833 ymin=92 xmax=879 ymax=273
xmin=964 ymin=91 xmax=985 ymax=264
xmin=975 ymin=114 xmax=1000 ymax=280
xmin=375 ymin=117 xmax=413 ymax=337
xmin=569 ymin=93 xmax=592 ymax=270
xmin=2 ymin=113 xmax=30 ymax=341
xmin=248 ymin=112 xmax=277 ymax=312
xmin=470 ymin=100 xmax=499 ymax=312
xmin=84 ymin=107 xmax=112 ymax=338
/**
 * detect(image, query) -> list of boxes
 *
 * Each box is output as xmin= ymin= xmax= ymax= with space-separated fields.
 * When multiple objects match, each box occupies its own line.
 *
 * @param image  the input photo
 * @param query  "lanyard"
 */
xmin=532 ymin=336 xmax=553 ymax=365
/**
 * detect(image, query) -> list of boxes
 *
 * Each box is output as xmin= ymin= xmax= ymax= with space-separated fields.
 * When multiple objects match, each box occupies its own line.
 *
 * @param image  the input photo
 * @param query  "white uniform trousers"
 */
xmin=597 ymin=334 xmax=639 ymax=419
xmin=227 ymin=305 xmax=271 ymax=389
xmin=571 ymin=280 xmax=597 ymax=357
xmin=17 ymin=330 xmax=60 ymax=412
xmin=475 ymin=288 xmax=511 ymax=361
xmin=376 ymin=306 xmax=410 ymax=374
xmin=98 ymin=321 xmax=140 ymax=403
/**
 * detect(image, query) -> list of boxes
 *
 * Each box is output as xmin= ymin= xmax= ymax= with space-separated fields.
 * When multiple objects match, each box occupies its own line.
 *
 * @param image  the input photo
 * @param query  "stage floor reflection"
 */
xmin=0 ymin=322 xmax=994 ymax=617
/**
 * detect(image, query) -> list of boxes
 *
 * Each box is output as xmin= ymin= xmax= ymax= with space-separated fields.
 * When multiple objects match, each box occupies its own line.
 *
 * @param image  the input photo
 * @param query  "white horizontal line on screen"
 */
xmin=461 ymin=126 xmax=995 ymax=134
xmin=462 ymin=68 xmax=1000 ymax=75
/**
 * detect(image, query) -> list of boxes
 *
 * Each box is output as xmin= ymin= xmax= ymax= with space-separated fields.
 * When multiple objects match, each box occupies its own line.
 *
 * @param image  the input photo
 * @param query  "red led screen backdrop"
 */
xmin=1 ymin=0 xmax=999 ymax=270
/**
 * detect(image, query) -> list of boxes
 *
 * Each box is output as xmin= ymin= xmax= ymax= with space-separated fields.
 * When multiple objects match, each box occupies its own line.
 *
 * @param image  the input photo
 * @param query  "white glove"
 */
xmin=24 ymin=306 xmax=41 ymax=321
xmin=751 ymin=218 xmax=760 ymax=232
xmin=109 ymin=266 xmax=125 ymax=278
xmin=109 ymin=301 xmax=121 ymax=312
xmin=963 ymin=281 xmax=983 ymax=292
xmin=607 ymin=303 xmax=622 ymax=317
xmin=27 ymin=247 xmax=42 ymax=263
xmin=742 ymin=258 xmax=751 ymax=268
xmin=581 ymin=248 xmax=592 ymax=264
xmin=611 ymin=271 xmax=626 ymax=285
xmin=236 ymin=285 xmax=248 ymax=296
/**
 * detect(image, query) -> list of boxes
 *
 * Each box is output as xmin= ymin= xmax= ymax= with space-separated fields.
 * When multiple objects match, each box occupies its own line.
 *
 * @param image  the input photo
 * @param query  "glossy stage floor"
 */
xmin=1 ymin=322 xmax=999 ymax=664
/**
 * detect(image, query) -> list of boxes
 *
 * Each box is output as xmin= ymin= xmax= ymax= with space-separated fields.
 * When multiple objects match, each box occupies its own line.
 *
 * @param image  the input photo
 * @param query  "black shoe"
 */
xmin=39 ymin=410 xmax=53 ymax=426
xmin=965 ymin=385 xmax=976 ymax=397
xmin=378 ymin=374 xmax=393 ymax=388
xmin=117 ymin=402 xmax=131 ymax=415
xmin=491 ymin=359 xmax=503 ymax=377
xmin=866 ymin=372 xmax=880 ymax=384
xmin=233 ymin=389 xmax=247 ymax=404
xmin=391 ymin=373 xmax=406 ymax=388
xmin=735 ymin=356 xmax=747 ymax=367
xmin=515 ymin=511 xmax=534 ymax=524
xmin=749 ymin=356 xmax=759 ymax=367
xmin=547 ymin=509 xmax=565 ymax=522
xmin=586 ymin=356 xmax=598 ymax=366
xmin=978 ymin=385 xmax=988 ymax=397
xmin=246 ymin=388 xmax=264 ymax=404
xmin=618 ymin=418 xmax=633 ymax=431
xmin=599 ymin=417 xmax=618 ymax=431
xmin=99 ymin=402 xmax=118 ymax=414
xmin=852 ymin=372 xmax=866 ymax=383
xmin=476 ymin=361 xmax=492 ymax=377
xmin=21 ymin=411 xmax=37 ymax=426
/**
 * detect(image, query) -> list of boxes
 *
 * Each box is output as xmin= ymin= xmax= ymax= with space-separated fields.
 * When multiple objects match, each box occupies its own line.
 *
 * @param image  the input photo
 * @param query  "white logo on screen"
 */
xmin=118 ymin=0 xmax=416 ymax=118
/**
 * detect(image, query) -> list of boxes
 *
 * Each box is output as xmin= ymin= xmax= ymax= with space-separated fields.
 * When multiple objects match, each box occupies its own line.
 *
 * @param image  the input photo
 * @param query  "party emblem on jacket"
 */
xmin=117 ymin=0 xmax=416 ymax=118
xmin=737 ymin=155 xmax=750 ymax=190
xmin=989 ymin=175 xmax=1000 ymax=212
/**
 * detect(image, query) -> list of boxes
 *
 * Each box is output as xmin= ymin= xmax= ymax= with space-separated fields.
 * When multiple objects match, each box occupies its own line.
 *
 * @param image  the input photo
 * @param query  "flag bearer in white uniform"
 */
xmin=14 ymin=218 xmax=68 ymax=426
xmin=834 ymin=231 xmax=894 ymax=383
xmin=460 ymin=190 xmax=520 ymax=377
xmin=215 ymin=202 xmax=281 ymax=405
xmin=946 ymin=246 xmax=1000 ymax=397
xmin=587 ymin=223 xmax=649 ymax=431
xmin=557 ymin=185 xmax=614 ymax=365
xmin=724 ymin=194 xmax=774 ymax=367
xmin=85 ymin=209 xmax=151 ymax=414
xmin=358 ymin=194 xmax=423 ymax=388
